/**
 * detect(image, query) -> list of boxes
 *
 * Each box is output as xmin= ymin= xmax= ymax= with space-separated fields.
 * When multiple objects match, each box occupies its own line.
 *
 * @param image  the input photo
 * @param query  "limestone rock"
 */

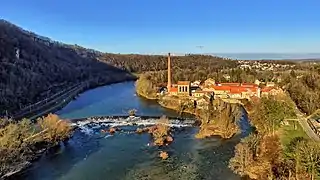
xmin=159 ymin=151 xmax=169 ymax=160
xmin=166 ymin=135 xmax=173 ymax=143
xmin=109 ymin=127 xmax=116 ymax=134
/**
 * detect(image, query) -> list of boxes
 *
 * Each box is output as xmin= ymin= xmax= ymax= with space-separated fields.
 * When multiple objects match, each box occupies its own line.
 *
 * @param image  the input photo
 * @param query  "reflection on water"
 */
xmin=56 ymin=82 xmax=184 ymax=119
xmin=15 ymin=82 xmax=249 ymax=180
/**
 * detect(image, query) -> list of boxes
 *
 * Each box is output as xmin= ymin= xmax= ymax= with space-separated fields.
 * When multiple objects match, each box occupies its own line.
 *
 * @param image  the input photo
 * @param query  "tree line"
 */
xmin=281 ymin=71 xmax=320 ymax=115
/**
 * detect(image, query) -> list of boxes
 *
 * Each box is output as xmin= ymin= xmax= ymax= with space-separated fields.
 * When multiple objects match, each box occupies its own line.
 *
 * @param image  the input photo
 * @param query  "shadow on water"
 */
xmin=13 ymin=131 xmax=104 ymax=180
xmin=56 ymin=82 xmax=132 ymax=116
xmin=56 ymin=81 xmax=189 ymax=119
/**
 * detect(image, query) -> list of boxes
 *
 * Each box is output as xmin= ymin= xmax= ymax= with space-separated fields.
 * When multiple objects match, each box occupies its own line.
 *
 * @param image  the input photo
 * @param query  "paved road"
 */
xmin=294 ymin=108 xmax=320 ymax=142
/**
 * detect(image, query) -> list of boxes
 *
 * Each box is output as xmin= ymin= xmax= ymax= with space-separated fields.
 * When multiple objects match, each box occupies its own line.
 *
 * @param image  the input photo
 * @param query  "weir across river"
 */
xmin=69 ymin=115 xmax=197 ymax=134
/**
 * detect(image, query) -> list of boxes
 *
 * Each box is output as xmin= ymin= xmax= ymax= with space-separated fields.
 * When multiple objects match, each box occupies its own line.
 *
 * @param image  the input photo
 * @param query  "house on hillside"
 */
xmin=266 ymin=82 xmax=275 ymax=87
xmin=261 ymin=87 xmax=283 ymax=97
xmin=212 ymin=86 xmax=231 ymax=98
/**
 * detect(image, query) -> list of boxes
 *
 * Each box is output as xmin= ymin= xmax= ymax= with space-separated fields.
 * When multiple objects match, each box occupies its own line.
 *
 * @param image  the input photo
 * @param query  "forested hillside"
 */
xmin=0 ymin=20 xmax=133 ymax=116
xmin=102 ymin=53 xmax=238 ymax=73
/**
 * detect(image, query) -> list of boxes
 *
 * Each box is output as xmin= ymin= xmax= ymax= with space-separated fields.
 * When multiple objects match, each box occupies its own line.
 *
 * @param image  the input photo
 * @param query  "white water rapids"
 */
xmin=71 ymin=116 xmax=196 ymax=135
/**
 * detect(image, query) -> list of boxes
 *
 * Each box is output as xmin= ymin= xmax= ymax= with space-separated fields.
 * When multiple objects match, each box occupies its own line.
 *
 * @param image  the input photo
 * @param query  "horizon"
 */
xmin=1 ymin=0 xmax=320 ymax=56
xmin=2 ymin=18 xmax=320 ymax=60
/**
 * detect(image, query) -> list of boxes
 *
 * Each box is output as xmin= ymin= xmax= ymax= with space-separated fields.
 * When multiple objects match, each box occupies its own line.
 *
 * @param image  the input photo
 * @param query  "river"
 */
xmin=15 ymin=81 xmax=250 ymax=180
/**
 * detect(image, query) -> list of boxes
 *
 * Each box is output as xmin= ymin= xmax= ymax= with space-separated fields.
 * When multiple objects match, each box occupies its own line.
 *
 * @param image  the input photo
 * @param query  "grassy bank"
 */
xmin=279 ymin=122 xmax=308 ymax=148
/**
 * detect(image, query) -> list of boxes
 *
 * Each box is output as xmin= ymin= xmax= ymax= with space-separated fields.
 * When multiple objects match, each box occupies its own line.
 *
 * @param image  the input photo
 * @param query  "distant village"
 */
xmin=237 ymin=60 xmax=296 ymax=71
xmin=161 ymin=53 xmax=283 ymax=106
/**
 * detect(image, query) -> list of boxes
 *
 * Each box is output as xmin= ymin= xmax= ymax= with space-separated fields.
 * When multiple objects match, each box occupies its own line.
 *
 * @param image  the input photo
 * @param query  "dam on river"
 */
xmin=70 ymin=115 xmax=197 ymax=135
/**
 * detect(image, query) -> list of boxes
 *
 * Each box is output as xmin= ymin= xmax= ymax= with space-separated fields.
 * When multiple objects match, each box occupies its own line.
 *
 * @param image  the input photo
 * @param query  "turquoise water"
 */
xmin=56 ymin=82 xmax=183 ymax=119
xmin=16 ymin=82 xmax=249 ymax=180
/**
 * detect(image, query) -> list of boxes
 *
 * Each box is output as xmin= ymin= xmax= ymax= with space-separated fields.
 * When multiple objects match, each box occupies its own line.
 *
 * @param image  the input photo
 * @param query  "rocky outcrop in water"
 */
xmin=159 ymin=151 xmax=169 ymax=160
xmin=195 ymin=99 xmax=242 ymax=139
xmin=150 ymin=119 xmax=173 ymax=146
xmin=135 ymin=117 xmax=174 ymax=146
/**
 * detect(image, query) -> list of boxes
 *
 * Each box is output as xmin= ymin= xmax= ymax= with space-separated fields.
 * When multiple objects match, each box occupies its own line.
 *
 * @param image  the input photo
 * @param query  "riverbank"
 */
xmin=14 ymin=76 xmax=137 ymax=121
xmin=136 ymin=86 xmax=243 ymax=139
xmin=0 ymin=114 xmax=72 ymax=179
xmin=228 ymin=96 xmax=318 ymax=179
xmin=2 ymin=142 xmax=65 ymax=179
xmin=136 ymin=88 xmax=195 ymax=116
xmin=10 ymin=81 xmax=250 ymax=180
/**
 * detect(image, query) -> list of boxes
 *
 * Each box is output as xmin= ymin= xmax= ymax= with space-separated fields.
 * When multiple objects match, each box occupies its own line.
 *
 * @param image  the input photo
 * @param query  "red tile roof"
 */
xmin=213 ymin=86 xmax=231 ymax=91
xmin=261 ymin=87 xmax=274 ymax=92
xmin=177 ymin=81 xmax=190 ymax=85
xmin=169 ymin=87 xmax=178 ymax=92
xmin=230 ymin=88 xmax=242 ymax=94
xmin=241 ymin=83 xmax=258 ymax=87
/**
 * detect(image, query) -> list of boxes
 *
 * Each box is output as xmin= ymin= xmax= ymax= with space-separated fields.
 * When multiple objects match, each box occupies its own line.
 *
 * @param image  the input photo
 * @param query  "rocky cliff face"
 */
xmin=195 ymin=99 xmax=242 ymax=139
xmin=0 ymin=20 xmax=133 ymax=115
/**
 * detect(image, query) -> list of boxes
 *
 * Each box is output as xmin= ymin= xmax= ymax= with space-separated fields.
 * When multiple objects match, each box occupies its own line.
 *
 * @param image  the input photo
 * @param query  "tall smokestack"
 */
xmin=167 ymin=53 xmax=172 ymax=90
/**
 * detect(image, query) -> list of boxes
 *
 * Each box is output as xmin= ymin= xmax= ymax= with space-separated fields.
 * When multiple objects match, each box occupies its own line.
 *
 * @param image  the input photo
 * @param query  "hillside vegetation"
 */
xmin=0 ymin=20 xmax=134 ymax=115
xmin=229 ymin=96 xmax=319 ymax=180
xmin=102 ymin=53 xmax=237 ymax=73
xmin=101 ymin=53 xmax=242 ymax=83
xmin=0 ymin=114 xmax=71 ymax=178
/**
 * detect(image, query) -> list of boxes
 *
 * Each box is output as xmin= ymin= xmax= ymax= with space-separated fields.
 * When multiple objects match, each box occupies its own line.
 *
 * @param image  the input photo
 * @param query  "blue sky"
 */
xmin=1 ymin=0 xmax=320 ymax=54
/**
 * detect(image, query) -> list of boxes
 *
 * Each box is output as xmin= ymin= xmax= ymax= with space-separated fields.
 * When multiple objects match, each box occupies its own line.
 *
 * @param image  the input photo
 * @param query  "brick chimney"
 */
xmin=167 ymin=53 xmax=172 ymax=90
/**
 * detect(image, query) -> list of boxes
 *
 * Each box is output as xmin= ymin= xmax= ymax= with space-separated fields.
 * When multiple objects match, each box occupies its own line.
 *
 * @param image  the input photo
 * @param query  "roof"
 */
xmin=169 ymin=87 xmax=178 ymax=92
xmin=261 ymin=87 xmax=275 ymax=92
xmin=177 ymin=81 xmax=190 ymax=85
xmin=241 ymin=83 xmax=258 ymax=87
xmin=229 ymin=86 xmax=258 ymax=93
xmin=220 ymin=83 xmax=241 ymax=86
xmin=213 ymin=86 xmax=231 ymax=91
xmin=230 ymin=88 xmax=242 ymax=94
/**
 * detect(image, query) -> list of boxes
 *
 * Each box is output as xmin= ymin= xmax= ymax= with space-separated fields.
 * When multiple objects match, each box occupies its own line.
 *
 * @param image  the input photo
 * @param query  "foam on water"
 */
xmin=73 ymin=116 xmax=195 ymax=135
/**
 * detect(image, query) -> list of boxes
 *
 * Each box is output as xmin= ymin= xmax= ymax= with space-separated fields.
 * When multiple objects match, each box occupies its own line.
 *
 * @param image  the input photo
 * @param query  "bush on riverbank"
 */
xmin=0 ymin=114 xmax=71 ymax=177
xmin=37 ymin=113 xmax=72 ymax=143
xmin=135 ymin=73 xmax=158 ymax=99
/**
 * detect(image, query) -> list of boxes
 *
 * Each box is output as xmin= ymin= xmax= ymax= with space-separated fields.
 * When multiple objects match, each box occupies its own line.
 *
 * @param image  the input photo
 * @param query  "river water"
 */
xmin=15 ymin=82 xmax=250 ymax=180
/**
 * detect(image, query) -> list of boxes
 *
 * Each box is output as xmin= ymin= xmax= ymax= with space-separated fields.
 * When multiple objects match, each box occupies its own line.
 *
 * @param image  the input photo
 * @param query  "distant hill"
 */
xmin=101 ymin=53 xmax=237 ymax=73
xmin=210 ymin=53 xmax=320 ymax=61
xmin=0 ymin=20 xmax=134 ymax=115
